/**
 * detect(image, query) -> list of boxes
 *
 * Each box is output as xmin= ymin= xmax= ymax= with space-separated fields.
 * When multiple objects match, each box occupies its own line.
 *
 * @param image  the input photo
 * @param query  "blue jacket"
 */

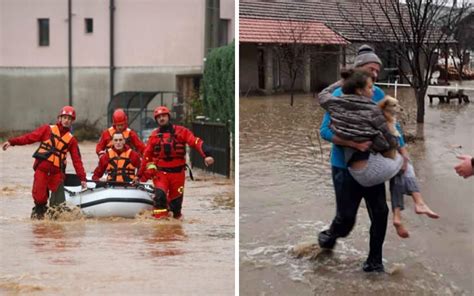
xmin=320 ymin=86 xmax=406 ymax=169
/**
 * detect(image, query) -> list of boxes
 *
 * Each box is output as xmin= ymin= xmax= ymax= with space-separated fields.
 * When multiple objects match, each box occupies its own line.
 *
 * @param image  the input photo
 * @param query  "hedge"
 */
xmin=201 ymin=41 xmax=235 ymax=135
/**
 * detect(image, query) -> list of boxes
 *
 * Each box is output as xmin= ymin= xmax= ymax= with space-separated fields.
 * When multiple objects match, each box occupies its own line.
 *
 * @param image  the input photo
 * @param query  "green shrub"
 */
xmin=202 ymin=41 xmax=235 ymax=134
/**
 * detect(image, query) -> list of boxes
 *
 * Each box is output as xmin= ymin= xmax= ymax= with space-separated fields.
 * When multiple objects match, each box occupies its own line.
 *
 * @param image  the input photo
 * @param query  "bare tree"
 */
xmin=448 ymin=12 xmax=474 ymax=80
xmin=272 ymin=19 xmax=311 ymax=106
xmin=338 ymin=0 xmax=471 ymax=123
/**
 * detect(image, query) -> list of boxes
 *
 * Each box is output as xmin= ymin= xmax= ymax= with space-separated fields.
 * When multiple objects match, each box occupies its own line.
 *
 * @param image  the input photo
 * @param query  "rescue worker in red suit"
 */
xmin=96 ymin=108 xmax=145 ymax=157
xmin=139 ymin=106 xmax=214 ymax=219
xmin=2 ymin=106 xmax=87 ymax=219
xmin=92 ymin=132 xmax=141 ymax=183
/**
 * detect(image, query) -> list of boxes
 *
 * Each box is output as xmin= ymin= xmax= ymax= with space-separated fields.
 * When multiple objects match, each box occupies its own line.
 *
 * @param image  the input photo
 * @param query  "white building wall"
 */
xmin=0 ymin=0 xmax=234 ymax=131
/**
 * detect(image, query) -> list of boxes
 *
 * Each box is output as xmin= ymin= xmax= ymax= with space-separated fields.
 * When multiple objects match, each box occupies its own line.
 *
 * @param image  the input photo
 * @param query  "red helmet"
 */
xmin=58 ymin=106 xmax=76 ymax=120
xmin=154 ymin=106 xmax=170 ymax=119
xmin=112 ymin=109 xmax=128 ymax=125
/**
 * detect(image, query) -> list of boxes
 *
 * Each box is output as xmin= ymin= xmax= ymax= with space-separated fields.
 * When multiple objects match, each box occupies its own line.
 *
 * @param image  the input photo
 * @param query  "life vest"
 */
xmin=106 ymin=127 xmax=131 ymax=148
xmin=106 ymin=148 xmax=136 ymax=182
xmin=33 ymin=125 xmax=73 ymax=170
xmin=152 ymin=125 xmax=186 ymax=161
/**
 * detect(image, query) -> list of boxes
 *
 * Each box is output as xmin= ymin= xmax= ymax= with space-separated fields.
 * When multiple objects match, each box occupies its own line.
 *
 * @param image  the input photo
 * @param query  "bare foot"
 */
xmin=415 ymin=203 xmax=439 ymax=219
xmin=393 ymin=220 xmax=410 ymax=238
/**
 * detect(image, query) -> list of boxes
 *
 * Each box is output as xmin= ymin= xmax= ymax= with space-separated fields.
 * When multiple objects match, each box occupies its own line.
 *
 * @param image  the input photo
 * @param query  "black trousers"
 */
xmin=329 ymin=166 xmax=388 ymax=264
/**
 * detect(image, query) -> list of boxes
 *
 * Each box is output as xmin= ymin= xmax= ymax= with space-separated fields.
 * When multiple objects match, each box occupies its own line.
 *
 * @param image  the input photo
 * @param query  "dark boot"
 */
xmin=318 ymin=229 xmax=337 ymax=250
xmin=169 ymin=196 xmax=183 ymax=219
xmin=31 ymin=204 xmax=48 ymax=220
xmin=152 ymin=189 xmax=169 ymax=219
xmin=362 ymin=261 xmax=385 ymax=273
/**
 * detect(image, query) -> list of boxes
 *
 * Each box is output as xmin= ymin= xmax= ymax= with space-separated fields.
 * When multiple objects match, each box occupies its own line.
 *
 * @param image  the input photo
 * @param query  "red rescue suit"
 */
xmin=139 ymin=124 xmax=210 ymax=212
xmin=96 ymin=126 xmax=145 ymax=156
xmin=92 ymin=145 xmax=141 ymax=182
xmin=8 ymin=124 xmax=86 ymax=205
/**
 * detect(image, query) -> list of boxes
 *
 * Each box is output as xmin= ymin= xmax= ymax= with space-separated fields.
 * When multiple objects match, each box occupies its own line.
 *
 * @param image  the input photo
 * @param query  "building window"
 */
xmin=38 ymin=18 xmax=49 ymax=46
xmin=219 ymin=19 xmax=230 ymax=46
xmin=85 ymin=18 xmax=93 ymax=33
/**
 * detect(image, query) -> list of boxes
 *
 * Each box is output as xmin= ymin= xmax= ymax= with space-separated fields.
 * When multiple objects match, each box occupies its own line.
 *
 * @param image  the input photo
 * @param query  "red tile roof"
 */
xmin=240 ymin=18 xmax=349 ymax=45
xmin=240 ymin=1 xmax=457 ymax=43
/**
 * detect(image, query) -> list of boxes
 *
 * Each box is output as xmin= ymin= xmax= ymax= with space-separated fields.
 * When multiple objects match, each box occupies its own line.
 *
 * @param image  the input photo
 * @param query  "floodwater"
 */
xmin=240 ymin=85 xmax=474 ymax=295
xmin=0 ymin=143 xmax=234 ymax=295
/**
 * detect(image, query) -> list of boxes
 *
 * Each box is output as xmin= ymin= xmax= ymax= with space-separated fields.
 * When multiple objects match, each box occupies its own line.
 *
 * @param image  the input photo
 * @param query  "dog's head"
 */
xmin=378 ymin=96 xmax=403 ymax=116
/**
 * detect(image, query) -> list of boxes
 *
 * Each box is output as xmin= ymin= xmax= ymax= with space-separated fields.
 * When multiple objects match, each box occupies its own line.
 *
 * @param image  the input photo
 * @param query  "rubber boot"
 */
xmin=31 ymin=204 xmax=48 ymax=220
xmin=318 ymin=229 xmax=337 ymax=250
xmin=169 ymin=196 xmax=183 ymax=219
xmin=152 ymin=208 xmax=169 ymax=219
xmin=152 ymin=189 xmax=169 ymax=219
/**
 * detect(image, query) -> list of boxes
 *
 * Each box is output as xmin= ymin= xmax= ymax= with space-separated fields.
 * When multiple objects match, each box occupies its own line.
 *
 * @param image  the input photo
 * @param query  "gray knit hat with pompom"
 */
xmin=354 ymin=45 xmax=383 ymax=68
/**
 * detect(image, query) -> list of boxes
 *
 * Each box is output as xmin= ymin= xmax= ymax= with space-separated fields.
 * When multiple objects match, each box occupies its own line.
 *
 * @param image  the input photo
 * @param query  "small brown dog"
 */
xmin=378 ymin=95 xmax=403 ymax=159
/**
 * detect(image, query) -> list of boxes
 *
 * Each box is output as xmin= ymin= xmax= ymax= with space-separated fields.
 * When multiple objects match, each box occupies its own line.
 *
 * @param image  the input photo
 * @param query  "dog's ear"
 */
xmin=378 ymin=98 xmax=389 ymax=109
xmin=386 ymin=95 xmax=399 ymax=105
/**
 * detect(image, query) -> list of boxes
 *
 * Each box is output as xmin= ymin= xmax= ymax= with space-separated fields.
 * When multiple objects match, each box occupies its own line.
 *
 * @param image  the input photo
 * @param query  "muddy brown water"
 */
xmin=240 ymin=85 xmax=474 ymax=295
xmin=0 ymin=143 xmax=234 ymax=295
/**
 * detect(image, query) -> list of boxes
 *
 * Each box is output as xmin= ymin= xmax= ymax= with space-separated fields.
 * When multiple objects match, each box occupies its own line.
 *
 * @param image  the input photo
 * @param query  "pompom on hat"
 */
xmin=354 ymin=45 xmax=383 ymax=68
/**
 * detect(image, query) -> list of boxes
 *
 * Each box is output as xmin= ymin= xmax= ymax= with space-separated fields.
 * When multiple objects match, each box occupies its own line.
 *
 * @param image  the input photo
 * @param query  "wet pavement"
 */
xmin=240 ymin=84 xmax=474 ymax=295
xmin=0 ymin=142 xmax=234 ymax=295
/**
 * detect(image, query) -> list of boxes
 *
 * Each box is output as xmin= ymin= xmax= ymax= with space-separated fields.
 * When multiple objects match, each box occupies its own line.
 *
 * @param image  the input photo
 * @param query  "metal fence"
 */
xmin=190 ymin=121 xmax=230 ymax=177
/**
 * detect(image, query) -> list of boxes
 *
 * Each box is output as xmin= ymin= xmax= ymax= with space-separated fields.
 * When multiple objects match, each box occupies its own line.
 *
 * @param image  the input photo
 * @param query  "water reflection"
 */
xmin=144 ymin=223 xmax=186 ymax=258
xmin=31 ymin=222 xmax=84 ymax=265
xmin=31 ymin=223 xmax=83 ymax=252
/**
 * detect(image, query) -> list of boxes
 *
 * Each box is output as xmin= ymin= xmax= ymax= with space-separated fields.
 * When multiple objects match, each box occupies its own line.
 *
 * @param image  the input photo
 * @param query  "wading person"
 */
xmin=96 ymin=108 xmax=145 ymax=157
xmin=319 ymin=69 xmax=439 ymax=239
xmin=139 ymin=106 xmax=214 ymax=219
xmin=318 ymin=45 xmax=406 ymax=272
xmin=2 ymin=106 xmax=87 ymax=219
xmin=92 ymin=132 xmax=141 ymax=183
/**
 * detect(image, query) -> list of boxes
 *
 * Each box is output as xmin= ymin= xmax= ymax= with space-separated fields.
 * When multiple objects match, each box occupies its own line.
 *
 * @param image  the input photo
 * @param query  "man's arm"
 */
xmin=96 ymin=130 xmax=109 ymax=156
xmin=179 ymin=127 xmax=214 ymax=166
xmin=68 ymin=138 xmax=87 ymax=182
xmin=5 ymin=125 xmax=50 ymax=147
xmin=137 ymin=137 xmax=156 ymax=180
xmin=92 ymin=154 xmax=108 ymax=181
xmin=129 ymin=130 xmax=146 ymax=155
xmin=130 ymin=150 xmax=142 ymax=171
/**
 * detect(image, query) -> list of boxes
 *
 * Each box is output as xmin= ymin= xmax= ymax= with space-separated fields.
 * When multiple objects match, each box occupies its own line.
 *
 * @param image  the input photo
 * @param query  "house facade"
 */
xmin=240 ymin=17 xmax=347 ymax=94
xmin=0 ymin=0 xmax=234 ymax=131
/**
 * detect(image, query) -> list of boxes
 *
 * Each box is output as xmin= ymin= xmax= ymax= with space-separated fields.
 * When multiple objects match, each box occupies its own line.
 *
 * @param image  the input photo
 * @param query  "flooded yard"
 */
xmin=0 ymin=142 xmax=234 ymax=295
xmin=240 ymin=84 xmax=474 ymax=295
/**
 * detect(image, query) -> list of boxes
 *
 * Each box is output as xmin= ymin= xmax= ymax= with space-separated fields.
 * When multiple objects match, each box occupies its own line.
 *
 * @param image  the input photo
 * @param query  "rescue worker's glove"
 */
xmin=131 ymin=177 xmax=139 ymax=185
xmin=142 ymin=163 xmax=158 ymax=181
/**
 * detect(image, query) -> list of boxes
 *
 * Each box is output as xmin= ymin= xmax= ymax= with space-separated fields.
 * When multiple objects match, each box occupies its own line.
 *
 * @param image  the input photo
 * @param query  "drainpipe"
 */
xmin=110 ymin=0 xmax=115 ymax=104
xmin=68 ymin=0 xmax=73 ymax=106
xmin=204 ymin=0 xmax=220 ymax=55
xmin=204 ymin=0 xmax=211 ymax=55
xmin=211 ymin=0 xmax=220 ymax=49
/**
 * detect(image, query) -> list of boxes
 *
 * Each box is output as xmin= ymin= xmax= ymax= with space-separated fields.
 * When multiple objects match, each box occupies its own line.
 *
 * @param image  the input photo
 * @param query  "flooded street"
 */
xmin=0 ymin=143 xmax=234 ymax=295
xmin=240 ymin=85 xmax=474 ymax=295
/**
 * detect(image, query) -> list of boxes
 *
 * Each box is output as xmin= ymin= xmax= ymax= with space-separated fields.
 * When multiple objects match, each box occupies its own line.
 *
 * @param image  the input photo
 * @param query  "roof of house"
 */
xmin=240 ymin=18 xmax=348 ymax=44
xmin=240 ymin=0 xmax=455 ymax=43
